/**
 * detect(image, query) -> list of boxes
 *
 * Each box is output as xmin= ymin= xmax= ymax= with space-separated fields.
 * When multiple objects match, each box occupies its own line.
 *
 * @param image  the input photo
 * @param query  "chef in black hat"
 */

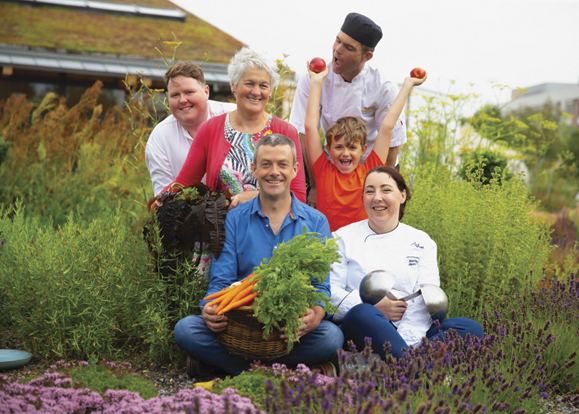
xmin=332 ymin=12 xmax=383 ymax=80
xmin=289 ymin=12 xmax=407 ymax=208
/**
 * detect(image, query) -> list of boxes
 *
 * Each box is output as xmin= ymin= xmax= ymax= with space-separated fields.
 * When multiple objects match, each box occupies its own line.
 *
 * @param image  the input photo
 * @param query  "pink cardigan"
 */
xmin=172 ymin=114 xmax=307 ymax=203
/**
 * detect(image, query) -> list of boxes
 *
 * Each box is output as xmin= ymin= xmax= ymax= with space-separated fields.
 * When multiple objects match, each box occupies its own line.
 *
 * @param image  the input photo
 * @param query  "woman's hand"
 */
xmin=228 ymin=191 xmax=259 ymax=211
xmin=147 ymin=197 xmax=163 ymax=213
xmin=202 ymin=304 xmax=228 ymax=332
xmin=375 ymin=297 xmax=408 ymax=322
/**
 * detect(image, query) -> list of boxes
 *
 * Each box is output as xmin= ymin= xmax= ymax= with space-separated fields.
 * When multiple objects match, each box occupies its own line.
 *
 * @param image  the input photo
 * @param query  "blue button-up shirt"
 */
xmin=200 ymin=192 xmax=333 ymax=309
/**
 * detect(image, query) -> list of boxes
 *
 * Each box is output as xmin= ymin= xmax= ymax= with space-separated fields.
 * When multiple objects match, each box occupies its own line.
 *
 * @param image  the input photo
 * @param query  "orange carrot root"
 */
xmin=219 ymin=292 xmax=259 ymax=315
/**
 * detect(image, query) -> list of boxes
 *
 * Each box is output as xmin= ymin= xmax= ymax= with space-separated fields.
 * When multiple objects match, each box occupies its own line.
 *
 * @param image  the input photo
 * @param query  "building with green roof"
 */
xmin=0 ymin=0 xmax=244 ymax=108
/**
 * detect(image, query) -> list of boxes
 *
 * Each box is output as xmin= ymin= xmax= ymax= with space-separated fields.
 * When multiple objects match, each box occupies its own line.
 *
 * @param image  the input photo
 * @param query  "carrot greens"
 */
xmin=251 ymin=228 xmax=340 ymax=352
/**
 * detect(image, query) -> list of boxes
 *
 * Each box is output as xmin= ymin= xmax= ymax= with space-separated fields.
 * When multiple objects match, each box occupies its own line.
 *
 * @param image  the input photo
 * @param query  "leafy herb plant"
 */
xmin=213 ymin=362 xmax=316 ymax=408
xmin=251 ymin=229 xmax=340 ymax=351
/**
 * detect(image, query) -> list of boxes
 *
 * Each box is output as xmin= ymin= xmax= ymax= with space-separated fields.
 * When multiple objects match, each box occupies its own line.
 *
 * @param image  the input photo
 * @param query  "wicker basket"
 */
xmin=216 ymin=305 xmax=288 ymax=360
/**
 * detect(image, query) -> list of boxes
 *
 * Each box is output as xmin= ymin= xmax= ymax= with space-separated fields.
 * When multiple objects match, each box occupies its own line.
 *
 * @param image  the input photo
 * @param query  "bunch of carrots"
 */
xmin=203 ymin=274 xmax=260 ymax=315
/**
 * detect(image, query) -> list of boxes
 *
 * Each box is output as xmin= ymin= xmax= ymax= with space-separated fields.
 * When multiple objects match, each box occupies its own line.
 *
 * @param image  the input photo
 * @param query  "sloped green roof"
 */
xmin=0 ymin=0 xmax=244 ymax=63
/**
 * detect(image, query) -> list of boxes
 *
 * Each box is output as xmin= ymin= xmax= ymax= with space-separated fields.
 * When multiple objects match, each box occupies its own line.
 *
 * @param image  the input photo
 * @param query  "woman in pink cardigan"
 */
xmin=167 ymin=47 xmax=306 ymax=207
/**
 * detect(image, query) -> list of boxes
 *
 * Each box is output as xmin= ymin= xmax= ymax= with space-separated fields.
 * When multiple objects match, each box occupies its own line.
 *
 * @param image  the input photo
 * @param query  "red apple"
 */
xmin=309 ymin=57 xmax=326 ymax=73
xmin=410 ymin=67 xmax=426 ymax=79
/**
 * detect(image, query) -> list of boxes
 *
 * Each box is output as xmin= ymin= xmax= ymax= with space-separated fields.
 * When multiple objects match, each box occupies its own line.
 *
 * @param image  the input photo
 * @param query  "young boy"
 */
xmin=304 ymin=64 xmax=426 ymax=232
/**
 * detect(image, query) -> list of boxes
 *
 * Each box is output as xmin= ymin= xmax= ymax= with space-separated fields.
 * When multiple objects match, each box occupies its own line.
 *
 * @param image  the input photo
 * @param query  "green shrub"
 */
xmin=213 ymin=363 xmax=312 ymax=408
xmin=0 ymin=82 xmax=213 ymax=362
xmin=139 ymin=190 xmax=212 ymax=363
xmin=214 ymin=364 xmax=273 ymax=407
xmin=0 ymin=203 xmax=151 ymax=360
xmin=0 ymin=201 xmax=209 ymax=363
xmin=0 ymin=136 xmax=10 ymax=166
xmin=458 ymin=148 xmax=513 ymax=184
xmin=138 ymin=231 xmax=208 ymax=362
xmin=404 ymin=164 xmax=552 ymax=320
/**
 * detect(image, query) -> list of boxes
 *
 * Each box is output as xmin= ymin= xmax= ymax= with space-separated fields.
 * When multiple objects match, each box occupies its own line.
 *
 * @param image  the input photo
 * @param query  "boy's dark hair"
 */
xmin=325 ymin=116 xmax=367 ymax=148
xmin=163 ymin=62 xmax=206 ymax=87
xmin=363 ymin=166 xmax=411 ymax=220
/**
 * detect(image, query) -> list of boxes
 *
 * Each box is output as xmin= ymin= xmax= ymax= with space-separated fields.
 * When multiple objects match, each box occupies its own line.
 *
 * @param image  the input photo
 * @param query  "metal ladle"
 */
xmin=359 ymin=270 xmax=449 ymax=320
xmin=359 ymin=270 xmax=398 ymax=305
xmin=398 ymin=284 xmax=449 ymax=320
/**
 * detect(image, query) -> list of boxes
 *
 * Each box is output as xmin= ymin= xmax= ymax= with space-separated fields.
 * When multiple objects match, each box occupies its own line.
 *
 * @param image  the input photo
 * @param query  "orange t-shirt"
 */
xmin=311 ymin=150 xmax=382 ymax=232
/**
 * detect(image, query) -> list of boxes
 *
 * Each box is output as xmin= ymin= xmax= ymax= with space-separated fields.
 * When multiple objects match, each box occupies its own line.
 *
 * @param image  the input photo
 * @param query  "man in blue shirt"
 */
xmin=174 ymin=133 xmax=344 ymax=376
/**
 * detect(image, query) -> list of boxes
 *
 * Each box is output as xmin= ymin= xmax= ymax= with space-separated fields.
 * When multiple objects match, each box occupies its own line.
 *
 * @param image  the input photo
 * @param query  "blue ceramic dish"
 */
xmin=0 ymin=349 xmax=33 ymax=371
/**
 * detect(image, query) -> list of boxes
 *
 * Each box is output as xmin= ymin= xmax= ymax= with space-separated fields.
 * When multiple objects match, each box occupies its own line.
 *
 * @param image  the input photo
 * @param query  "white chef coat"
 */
xmin=145 ymin=100 xmax=236 ymax=196
xmin=330 ymin=220 xmax=438 ymax=346
xmin=289 ymin=61 xmax=407 ymax=162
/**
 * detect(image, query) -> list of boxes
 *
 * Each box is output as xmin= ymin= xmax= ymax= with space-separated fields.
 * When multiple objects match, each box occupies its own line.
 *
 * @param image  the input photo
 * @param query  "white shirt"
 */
xmin=330 ymin=221 xmax=439 ymax=347
xmin=145 ymin=100 xmax=236 ymax=196
xmin=289 ymin=61 xmax=407 ymax=162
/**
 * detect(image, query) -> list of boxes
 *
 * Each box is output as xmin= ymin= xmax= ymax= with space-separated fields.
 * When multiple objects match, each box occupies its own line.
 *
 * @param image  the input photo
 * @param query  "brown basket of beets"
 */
xmin=217 ymin=305 xmax=288 ymax=360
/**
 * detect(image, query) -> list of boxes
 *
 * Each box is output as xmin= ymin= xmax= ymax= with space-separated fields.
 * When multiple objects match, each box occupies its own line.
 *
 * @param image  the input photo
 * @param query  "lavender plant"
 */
xmin=258 ymin=334 xmax=576 ymax=413
xmin=489 ymin=273 xmax=579 ymax=393
xmin=2 ymin=311 xmax=578 ymax=414
xmin=259 ymin=274 xmax=579 ymax=414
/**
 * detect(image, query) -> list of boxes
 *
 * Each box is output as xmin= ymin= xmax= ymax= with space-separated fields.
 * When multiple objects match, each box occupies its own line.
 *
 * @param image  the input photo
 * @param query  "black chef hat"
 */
xmin=340 ymin=13 xmax=383 ymax=48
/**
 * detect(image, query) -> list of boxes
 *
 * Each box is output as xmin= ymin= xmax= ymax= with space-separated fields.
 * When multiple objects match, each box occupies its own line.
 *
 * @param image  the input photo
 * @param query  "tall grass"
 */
xmin=0 ymin=81 xmax=152 ymax=229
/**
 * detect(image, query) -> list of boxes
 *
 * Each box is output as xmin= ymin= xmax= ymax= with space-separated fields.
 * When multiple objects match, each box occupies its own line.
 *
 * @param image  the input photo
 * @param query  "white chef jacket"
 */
xmin=330 ymin=220 xmax=438 ymax=347
xmin=289 ymin=61 xmax=407 ymax=162
xmin=145 ymin=100 xmax=236 ymax=196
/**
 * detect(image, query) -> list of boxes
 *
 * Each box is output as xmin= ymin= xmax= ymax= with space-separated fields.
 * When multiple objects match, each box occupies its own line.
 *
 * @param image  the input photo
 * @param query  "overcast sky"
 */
xmin=170 ymin=0 xmax=578 ymax=109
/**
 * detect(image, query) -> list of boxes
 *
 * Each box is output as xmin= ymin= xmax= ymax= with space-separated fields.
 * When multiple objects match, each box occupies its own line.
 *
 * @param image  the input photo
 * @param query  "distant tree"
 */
xmin=469 ymin=99 xmax=578 ymax=210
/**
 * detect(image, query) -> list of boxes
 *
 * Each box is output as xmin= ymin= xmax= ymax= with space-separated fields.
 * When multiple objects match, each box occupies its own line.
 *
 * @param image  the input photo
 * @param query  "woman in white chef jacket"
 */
xmin=330 ymin=166 xmax=483 ymax=359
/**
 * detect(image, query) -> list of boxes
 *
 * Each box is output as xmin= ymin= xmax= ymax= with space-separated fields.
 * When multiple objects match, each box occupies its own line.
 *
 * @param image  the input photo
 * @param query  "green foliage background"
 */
xmin=0 ymin=80 xmax=575 ymax=364
xmin=0 ymin=82 xmax=152 ymax=228
xmin=468 ymin=101 xmax=579 ymax=211
xmin=403 ymin=166 xmax=551 ymax=320
xmin=0 ymin=80 xmax=206 ymax=363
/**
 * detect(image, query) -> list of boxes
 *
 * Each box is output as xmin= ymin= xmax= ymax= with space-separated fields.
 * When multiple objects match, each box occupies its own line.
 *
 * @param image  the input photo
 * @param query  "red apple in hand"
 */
xmin=309 ymin=57 xmax=326 ymax=73
xmin=410 ymin=67 xmax=426 ymax=79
